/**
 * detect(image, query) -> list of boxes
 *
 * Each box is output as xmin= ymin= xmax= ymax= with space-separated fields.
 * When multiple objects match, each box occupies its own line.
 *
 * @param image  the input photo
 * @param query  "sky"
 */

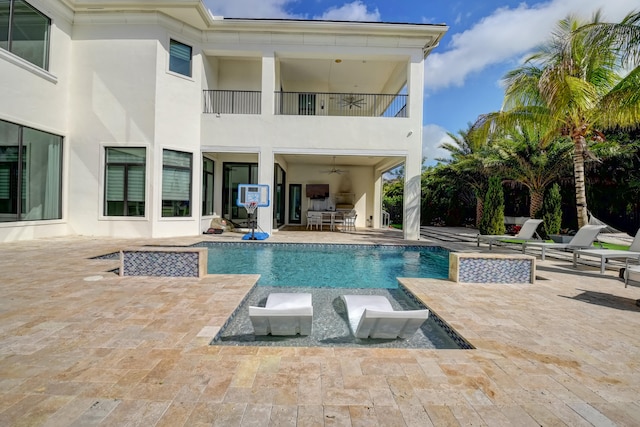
xmin=203 ymin=0 xmax=637 ymax=165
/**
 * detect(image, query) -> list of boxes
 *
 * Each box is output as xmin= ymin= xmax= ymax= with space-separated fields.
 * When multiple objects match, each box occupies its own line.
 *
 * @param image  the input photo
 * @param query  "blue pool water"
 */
xmin=200 ymin=242 xmax=449 ymax=288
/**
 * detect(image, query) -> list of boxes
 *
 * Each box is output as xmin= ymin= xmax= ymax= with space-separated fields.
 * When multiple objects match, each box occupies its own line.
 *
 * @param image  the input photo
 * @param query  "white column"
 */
xmin=258 ymin=149 xmax=274 ymax=235
xmin=261 ymin=52 xmax=275 ymax=115
xmin=403 ymin=54 xmax=425 ymax=240
xmin=373 ymin=170 xmax=383 ymax=228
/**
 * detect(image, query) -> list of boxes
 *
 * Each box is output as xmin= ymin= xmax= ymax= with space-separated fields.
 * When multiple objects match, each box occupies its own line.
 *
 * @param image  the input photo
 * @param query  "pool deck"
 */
xmin=1 ymin=227 xmax=640 ymax=426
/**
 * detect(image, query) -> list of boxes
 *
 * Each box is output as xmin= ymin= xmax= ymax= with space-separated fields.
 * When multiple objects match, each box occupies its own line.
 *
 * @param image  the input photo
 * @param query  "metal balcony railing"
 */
xmin=203 ymin=90 xmax=261 ymax=114
xmin=275 ymin=92 xmax=407 ymax=117
xmin=203 ymin=90 xmax=408 ymax=118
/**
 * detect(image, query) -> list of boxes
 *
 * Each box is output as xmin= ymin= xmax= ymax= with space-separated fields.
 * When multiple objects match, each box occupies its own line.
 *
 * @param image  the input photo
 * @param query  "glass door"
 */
xmin=222 ymin=162 xmax=257 ymax=225
xmin=288 ymin=184 xmax=302 ymax=224
xmin=273 ymin=164 xmax=286 ymax=228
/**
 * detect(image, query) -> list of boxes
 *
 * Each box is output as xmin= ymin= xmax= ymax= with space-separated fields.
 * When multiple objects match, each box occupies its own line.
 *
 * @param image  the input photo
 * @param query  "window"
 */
xmin=0 ymin=0 xmax=50 ymax=69
xmin=202 ymin=157 xmax=214 ymax=216
xmin=162 ymin=149 xmax=192 ymax=217
xmin=104 ymin=147 xmax=145 ymax=216
xmin=169 ymin=39 xmax=191 ymax=77
xmin=0 ymin=119 xmax=62 ymax=222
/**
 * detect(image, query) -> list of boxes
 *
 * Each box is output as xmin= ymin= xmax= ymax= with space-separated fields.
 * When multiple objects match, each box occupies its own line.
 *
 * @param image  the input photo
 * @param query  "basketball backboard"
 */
xmin=237 ymin=184 xmax=270 ymax=207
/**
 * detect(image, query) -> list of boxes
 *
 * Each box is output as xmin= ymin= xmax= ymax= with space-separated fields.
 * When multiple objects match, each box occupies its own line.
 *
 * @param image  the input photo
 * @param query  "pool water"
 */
xmin=201 ymin=242 xmax=449 ymax=288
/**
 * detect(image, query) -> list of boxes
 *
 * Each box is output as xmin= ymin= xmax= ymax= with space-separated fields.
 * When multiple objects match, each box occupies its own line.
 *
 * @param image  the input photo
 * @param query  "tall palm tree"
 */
xmin=475 ymin=11 xmax=640 ymax=227
xmin=439 ymin=125 xmax=488 ymax=226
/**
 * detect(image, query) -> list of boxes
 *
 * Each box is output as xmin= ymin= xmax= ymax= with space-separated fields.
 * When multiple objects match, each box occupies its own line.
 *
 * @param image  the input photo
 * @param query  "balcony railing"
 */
xmin=203 ymin=90 xmax=261 ymax=114
xmin=202 ymin=90 xmax=408 ymax=118
xmin=276 ymin=92 xmax=407 ymax=117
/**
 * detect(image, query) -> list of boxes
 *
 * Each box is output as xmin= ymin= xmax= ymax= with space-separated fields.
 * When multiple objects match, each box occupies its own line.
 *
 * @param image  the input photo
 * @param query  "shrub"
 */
xmin=479 ymin=176 xmax=506 ymax=235
xmin=542 ymin=183 xmax=562 ymax=237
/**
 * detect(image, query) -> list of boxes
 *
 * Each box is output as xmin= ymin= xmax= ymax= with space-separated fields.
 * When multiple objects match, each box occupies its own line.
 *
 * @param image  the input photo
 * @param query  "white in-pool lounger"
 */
xmin=249 ymin=292 xmax=313 ymax=336
xmin=341 ymin=294 xmax=429 ymax=339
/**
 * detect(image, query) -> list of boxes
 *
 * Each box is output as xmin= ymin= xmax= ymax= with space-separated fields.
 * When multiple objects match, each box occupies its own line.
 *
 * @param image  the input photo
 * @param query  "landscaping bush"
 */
xmin=479 ymin=176 xmax=506 ymax=235
xmin=542 ymin=183 xmax=562 ymax=238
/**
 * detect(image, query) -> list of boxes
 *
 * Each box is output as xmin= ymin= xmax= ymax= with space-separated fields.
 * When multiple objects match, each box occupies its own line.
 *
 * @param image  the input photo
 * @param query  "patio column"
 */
xmin=261 ymin=52 xmax=275 ymax=115
xmin=257 ymin=149 xmax=274 ymax=235
xmin=403 ymin=53 xmax=424 ymax=240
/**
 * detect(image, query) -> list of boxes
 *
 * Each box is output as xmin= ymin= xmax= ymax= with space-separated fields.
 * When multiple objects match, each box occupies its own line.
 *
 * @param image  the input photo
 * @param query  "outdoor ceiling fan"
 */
xmin=321 ymin=156 xmax=349 ymax=174
xmin=338 ymin=94 xmax=365 ymax=109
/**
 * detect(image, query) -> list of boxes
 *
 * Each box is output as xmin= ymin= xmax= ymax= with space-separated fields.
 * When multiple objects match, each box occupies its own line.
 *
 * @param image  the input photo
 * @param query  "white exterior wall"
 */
xmin=0 ymin=1 xmax=446 ymax=242
xmin=0 ymin=0 xmax=72 ymax=242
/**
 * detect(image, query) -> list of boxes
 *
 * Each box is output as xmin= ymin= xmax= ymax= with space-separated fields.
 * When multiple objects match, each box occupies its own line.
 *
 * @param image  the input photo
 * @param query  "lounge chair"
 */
xmin=624 ymin=258 xmax=640 ymax=288
xmin=477 ymin=218 xmax=543 ymax=250
xmin=249 ymin=293 xmax=313 ymax=336
xmin=341 ymin=295 xmax=429 ymax=339
xmin=522 ymin=224 xmax=605 ymax=261
xmin=573 ymin=229 xmax=640 ymax=274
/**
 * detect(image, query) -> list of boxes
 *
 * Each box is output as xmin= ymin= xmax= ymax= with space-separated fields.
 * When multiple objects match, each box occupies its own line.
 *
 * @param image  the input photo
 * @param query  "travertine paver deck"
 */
xmin=1 ymin=228 xmax=639 ymax=426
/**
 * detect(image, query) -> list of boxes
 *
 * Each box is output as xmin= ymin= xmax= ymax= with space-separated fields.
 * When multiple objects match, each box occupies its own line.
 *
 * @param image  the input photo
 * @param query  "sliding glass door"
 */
xmin=222 ymin=162 xmax=257 ymax=225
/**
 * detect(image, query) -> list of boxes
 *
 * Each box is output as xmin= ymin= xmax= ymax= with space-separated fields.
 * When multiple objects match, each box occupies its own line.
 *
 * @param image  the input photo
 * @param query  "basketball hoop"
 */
xmin=243 ymin=201 xmax=258 ymax=215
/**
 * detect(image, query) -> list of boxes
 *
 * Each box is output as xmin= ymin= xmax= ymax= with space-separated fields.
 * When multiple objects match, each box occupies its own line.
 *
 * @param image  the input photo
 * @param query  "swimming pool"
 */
xmin=199 ymin=242 xmax=449 ymax=288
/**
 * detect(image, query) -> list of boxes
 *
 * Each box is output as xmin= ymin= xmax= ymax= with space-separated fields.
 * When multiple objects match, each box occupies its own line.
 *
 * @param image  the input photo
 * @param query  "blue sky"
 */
xmin=204 ymin=0 xmax=637 ymax=164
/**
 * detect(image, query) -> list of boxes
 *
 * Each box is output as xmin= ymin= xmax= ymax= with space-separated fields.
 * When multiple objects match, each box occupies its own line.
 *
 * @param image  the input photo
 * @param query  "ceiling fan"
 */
xmin=321 ymin=156 xmax=349 ymax=174
xmin=338 ymin=94 xmax=365 ymax=109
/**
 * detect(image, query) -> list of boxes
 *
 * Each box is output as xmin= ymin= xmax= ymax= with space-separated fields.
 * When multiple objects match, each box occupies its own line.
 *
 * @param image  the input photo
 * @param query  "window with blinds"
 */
xmin=104 ymin=147 xmax=146 ymax=216
xmin=169 ymin=39 xmax=192 ymax=77
xmin=162 ymin=149 xmax=192 ymax=217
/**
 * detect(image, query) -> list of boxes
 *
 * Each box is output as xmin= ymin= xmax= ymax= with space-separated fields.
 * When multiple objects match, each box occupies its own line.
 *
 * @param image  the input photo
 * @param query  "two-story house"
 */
xmin=0 ymin=0 xmax=447 ymax=242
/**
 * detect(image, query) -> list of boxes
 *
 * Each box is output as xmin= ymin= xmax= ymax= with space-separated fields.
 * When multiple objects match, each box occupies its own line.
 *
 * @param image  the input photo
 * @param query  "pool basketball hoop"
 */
xmin=237 ymin=184 xmax=270 ymax=240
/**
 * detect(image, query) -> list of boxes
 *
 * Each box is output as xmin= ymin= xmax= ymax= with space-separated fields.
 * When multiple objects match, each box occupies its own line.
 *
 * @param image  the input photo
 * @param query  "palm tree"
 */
xmin=475 ymin=11 xmax=640 ymax=227
xmin=482 ymin=124 xmax=573 ymax=217
xmin=439 ymin=125 xmax=488 ymax=226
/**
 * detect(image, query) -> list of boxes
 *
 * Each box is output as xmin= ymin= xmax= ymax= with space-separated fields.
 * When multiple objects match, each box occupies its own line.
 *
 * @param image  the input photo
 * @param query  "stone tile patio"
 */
xmin=1 ymin=227 xmax=639 ymax=426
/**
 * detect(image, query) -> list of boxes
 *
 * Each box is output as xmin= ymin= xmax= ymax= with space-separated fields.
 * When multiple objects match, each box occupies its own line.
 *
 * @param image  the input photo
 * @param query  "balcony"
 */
xmin=203 ymin=90 xmax=407 ymax=118
xmin=203 ymin=90 xmax=261 ymax=114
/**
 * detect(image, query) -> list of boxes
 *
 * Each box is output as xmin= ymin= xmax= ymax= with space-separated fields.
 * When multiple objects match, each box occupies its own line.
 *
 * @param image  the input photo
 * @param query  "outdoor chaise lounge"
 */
xmin=341 ymin=295 xmax=429 ymax=339
xmin=624 ymin=258 xmax=640 ymax=288
xmin=477 ymin=218 xmax=543 ymax=250
xmin=573 ymin=229 xmax=640 ymax=274
xmin=249 ymin=292 xmax=313 ymax=336
xmin=522 ymin=224 xmax=605 ymax=261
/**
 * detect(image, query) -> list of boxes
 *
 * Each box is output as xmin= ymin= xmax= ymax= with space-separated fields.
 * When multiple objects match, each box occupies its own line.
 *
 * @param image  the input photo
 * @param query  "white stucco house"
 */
xmin=0 ymin=0 xmax=447 ymax=243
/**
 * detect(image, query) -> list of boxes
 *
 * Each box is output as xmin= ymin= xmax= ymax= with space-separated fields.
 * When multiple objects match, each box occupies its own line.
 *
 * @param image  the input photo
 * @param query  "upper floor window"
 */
xmin=162 ymin=149 xmax=192 ymax=217
xmin=0 ymin=0 xmax=50 ymax=69
xmin=104 ymin=147 xmax=146 ymax=217
xmin=169 ymin=39 xmax=191 ymax=77
xmin=0 ymin=119 xmax=62 ymax=222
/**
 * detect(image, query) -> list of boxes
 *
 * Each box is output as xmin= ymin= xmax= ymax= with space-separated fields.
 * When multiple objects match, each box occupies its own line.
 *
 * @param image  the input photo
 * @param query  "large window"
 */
xmin=0 ymin=0 xmax=50 ymax=69
xmin=162 ymin=149 xmax=192 ymax=217
xmin=169 ymin=39 xmax=191 ymax=77
xmin=104 ymin=147 xmax=145 ymax=216
xmin=0 ymin=119 xmax=62 ymax=222
xmin=202 ymin=157 xmax=214 ymax=216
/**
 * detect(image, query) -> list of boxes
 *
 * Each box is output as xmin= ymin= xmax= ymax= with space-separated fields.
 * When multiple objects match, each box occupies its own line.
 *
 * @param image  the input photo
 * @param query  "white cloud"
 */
xmin=425 ymin=0 xmax=636 ymax=92
xmin=313 ymin=1 xmax=380 ymax=21
xmin=204 ymin=0 xmax=302 ymax=19
xmin=422 ymin=124 xmax=454 ymax=166
xmin=204 ymin=0 xmax=380 ymax=21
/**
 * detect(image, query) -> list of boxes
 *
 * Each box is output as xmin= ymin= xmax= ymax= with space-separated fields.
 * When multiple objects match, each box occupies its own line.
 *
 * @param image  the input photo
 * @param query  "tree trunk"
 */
xmin=529 ymin=189 xmax=544 ymax=218
xmin=572 ymin=135 xmax=589 ymax=228
xmin=476 ymin=196 xmax=484 ymax=228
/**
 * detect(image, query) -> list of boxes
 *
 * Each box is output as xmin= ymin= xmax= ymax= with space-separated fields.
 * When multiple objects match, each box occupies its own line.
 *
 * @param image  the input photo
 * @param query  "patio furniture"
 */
xmin=249 ymin=292 xmax=313 ymax=336
xmin=573 ymin=229 xmax=640 ymax=274
xmin=341 ymin=295 xmax=429 ymax=339
xmin=342 ymin=210 xmax=357 ymax=232
xmin=624 ymin=260 xmax=640 ymax=288
xmin=477 ymin=218 xmax=543 ymax=250
xmin=522 ymin=224 xmax=605 ymax=261
xmin=306 ymin=212 xmax=322 ymax=230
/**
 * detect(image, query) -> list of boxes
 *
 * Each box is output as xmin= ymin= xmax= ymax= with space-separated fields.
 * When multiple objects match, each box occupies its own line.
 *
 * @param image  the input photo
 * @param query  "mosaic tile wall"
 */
xmin=458 ymin=258 xmax=533 ymax=284
xmin=122 ymin=251 xmax=200 ymax=277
